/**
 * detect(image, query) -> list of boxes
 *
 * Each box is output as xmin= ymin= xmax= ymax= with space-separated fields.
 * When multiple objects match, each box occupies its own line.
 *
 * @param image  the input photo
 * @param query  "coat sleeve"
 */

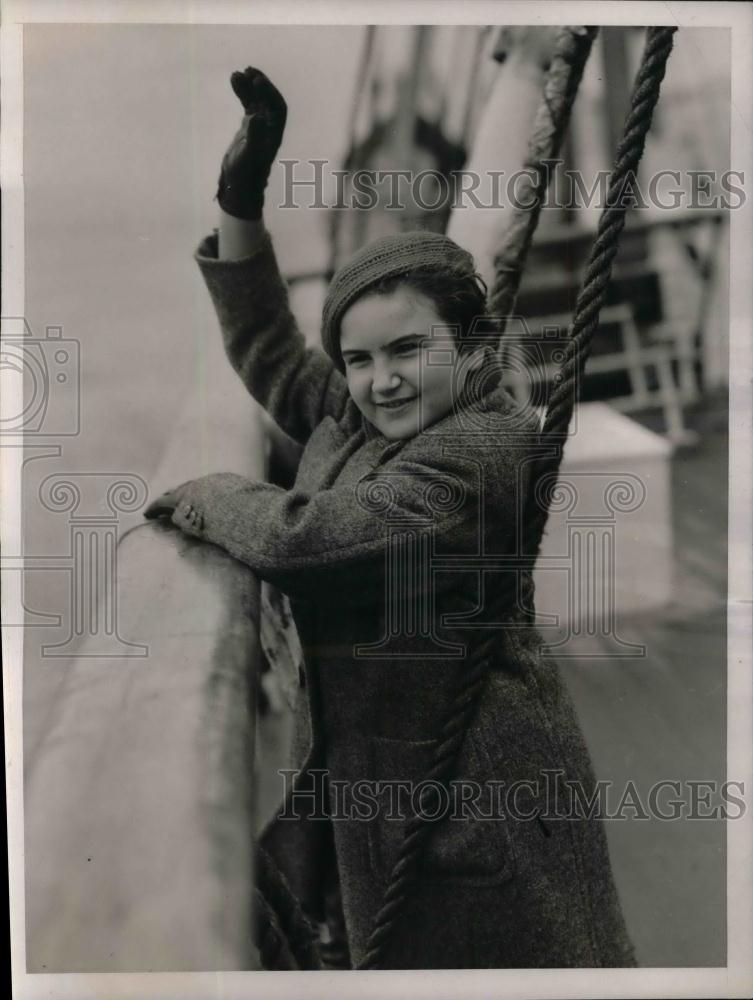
xmin=169 ymin=445 xmax=507 ymax=603
xmin=194 ymin=230 xmax=359 ymax=446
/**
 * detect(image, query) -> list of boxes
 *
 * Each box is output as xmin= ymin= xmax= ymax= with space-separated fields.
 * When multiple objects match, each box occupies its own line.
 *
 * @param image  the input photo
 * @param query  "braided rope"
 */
xmin=488 ymin=26 xmax=598 ymax=327
xmin=357 ymin=25 xmax=677 ymax=970
xmin=523 ymin=24 xmax=677 ymax=560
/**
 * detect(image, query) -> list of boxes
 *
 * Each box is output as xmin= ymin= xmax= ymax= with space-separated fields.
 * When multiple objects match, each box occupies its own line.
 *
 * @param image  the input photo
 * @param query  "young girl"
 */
xmin=145 ymin=66 xmax=637 ymax=970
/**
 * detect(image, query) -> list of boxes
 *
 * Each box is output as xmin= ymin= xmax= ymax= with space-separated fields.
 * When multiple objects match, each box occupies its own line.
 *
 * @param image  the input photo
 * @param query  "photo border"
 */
xmin=2 ymin=2 xmax=751 ymax=998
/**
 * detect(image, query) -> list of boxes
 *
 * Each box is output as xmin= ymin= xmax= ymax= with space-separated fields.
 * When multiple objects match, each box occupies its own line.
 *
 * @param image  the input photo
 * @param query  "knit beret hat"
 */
xmin=321 ymin=229 xmax=478 ymax=372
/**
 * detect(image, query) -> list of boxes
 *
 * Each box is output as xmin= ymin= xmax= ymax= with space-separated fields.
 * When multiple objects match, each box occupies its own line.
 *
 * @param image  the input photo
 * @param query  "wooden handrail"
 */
xmin=25 ymin=348 xmax=268 ymax=971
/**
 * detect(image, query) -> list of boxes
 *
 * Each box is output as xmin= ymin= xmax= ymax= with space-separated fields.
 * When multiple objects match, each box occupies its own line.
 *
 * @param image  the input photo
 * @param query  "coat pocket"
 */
xmin=367 ymin=734 xmax=515 ymax=887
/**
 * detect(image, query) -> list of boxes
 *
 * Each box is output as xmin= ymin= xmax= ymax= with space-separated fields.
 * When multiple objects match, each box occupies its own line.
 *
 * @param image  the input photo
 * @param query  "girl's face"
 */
xmin=339 ymin=285 xmax=480 ymax=441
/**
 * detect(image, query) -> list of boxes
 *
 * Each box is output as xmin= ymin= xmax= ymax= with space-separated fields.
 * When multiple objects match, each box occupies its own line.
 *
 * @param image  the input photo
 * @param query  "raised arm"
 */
xmin=214 ymin=65 xmax=280 ymax=260
xmin=195 ymin=227 xmax=352 ymax=446
xmin=198 ymin=66 xmax=355 ymax=445
xmin=218 ymin=210 xmax=267 ymax=261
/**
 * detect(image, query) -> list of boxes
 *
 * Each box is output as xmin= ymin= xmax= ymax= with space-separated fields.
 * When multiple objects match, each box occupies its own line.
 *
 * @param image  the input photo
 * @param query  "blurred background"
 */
xmin=18 ymin=23 xmax=731 ymax=970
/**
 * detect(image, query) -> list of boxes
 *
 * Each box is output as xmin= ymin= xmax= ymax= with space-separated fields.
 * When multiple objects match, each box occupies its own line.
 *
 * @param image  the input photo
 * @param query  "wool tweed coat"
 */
xmin=174 ymin=229 xmax=638 ymax=970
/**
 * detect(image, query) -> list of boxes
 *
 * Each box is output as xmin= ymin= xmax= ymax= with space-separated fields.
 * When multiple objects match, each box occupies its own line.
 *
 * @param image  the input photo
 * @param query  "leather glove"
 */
xmin=143 ymin=481 xmax=203 ymax=533
xmin=143 ymin=473 xmax=248 ymax=539
xmin=216 ymin=66 xmax=288 ymax=221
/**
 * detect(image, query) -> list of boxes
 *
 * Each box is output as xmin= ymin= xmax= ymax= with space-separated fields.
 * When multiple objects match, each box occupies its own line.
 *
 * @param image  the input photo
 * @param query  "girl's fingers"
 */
xmin=230 ymin=68 xmax=267 ymax=111
xmin=230 ymin=69 xmax=253 ymax=107
xmin=143 ymin=482 xmax=193 ymax=520
xmin=143 ymin=498 xmax=176 ymax=519
xmin=230 ymin=66 xmax=286 ymax=122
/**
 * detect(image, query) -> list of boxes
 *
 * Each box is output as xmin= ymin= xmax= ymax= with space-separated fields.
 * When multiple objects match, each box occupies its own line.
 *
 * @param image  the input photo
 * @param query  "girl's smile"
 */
xmin=339 ymin=285 xmax=482 ymax=441
xmin=374 ymin=395 xmax=417 ymax=410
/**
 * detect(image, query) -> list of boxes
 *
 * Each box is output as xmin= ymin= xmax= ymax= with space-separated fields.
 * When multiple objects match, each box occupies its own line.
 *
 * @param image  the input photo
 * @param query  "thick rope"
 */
xmin=530 ymin=24 xmax=678 ymax=510
xmin=357 ymin=25 xmax=677 ymax=970
xmin=488 ymin=26 xmax=598 ymax=328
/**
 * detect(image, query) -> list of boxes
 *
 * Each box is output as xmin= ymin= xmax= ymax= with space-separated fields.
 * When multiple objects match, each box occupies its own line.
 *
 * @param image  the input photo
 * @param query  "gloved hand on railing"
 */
xmin=143 ymin=474 xmax=250 ymax=540
xmin=144 ymin=482 xmax=204 ymax=533
xmin=215 ymin=66 xmax=288 ymax=221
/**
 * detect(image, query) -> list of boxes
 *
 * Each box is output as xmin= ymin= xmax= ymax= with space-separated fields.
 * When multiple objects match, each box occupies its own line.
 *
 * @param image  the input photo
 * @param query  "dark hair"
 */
xmin=362 ymin=263 xmax=499 ymax=352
